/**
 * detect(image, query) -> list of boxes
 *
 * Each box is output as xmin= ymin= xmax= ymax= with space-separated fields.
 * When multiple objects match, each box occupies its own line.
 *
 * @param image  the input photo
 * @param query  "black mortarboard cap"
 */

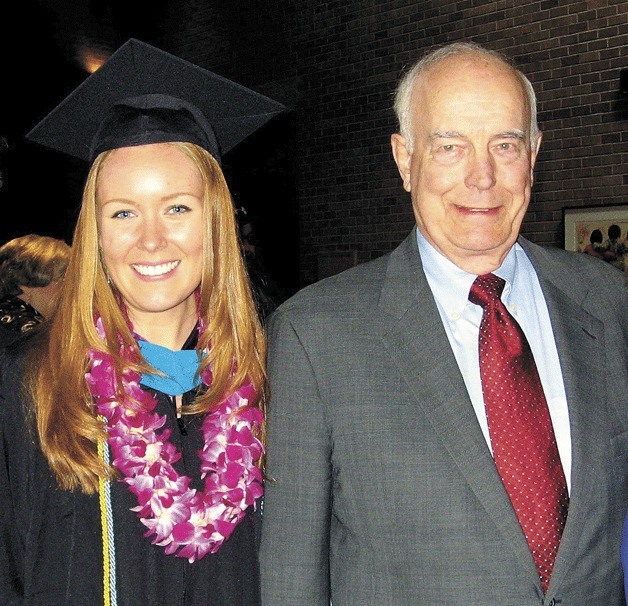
xmin=26 ymin=38 xmax=285 ymax=163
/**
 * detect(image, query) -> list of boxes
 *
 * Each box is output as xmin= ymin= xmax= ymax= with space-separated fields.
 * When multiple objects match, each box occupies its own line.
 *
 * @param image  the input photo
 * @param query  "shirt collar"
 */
xmin=415 ymin=228 xmax=520 ymax=314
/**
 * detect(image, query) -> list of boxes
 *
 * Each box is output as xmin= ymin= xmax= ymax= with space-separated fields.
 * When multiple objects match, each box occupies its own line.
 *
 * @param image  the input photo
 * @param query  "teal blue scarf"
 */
xmin=138 ymin=340 xmax=204 ymax=396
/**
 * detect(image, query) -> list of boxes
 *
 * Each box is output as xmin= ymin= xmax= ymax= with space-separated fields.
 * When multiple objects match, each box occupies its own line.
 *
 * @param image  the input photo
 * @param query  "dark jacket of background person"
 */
xmin=623 ymin=511 xmax=628 ymax=602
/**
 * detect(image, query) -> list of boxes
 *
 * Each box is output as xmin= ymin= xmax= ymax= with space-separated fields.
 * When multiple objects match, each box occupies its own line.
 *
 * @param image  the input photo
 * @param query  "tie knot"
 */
xmin=469 ymin=273 xmax=506 ymax=307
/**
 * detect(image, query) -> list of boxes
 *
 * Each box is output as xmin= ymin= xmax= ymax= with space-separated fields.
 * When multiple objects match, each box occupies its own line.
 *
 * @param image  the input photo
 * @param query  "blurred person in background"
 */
xmin=0 ymin=233 xmax=71 ymax=345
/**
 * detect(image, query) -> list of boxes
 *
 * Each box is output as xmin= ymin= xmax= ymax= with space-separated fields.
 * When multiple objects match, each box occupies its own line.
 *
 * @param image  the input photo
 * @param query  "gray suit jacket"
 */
xmin=260 ymin=229 xmax=628 ymax=606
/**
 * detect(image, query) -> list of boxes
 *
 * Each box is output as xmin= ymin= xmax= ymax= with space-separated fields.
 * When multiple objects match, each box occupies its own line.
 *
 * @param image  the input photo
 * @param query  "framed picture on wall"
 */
xmin=563 ymin=204 xmax=628 ymax=273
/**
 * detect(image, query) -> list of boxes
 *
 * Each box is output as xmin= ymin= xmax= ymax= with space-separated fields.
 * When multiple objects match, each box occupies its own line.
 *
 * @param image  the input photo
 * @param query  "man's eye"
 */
xmin=496 ymin=141 xmax=524 ymax=153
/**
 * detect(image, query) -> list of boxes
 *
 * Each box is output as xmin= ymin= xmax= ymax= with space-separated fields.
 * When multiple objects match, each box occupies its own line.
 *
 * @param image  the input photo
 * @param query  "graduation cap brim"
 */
xmin=26 ymin=38 xmax=285 ymax=163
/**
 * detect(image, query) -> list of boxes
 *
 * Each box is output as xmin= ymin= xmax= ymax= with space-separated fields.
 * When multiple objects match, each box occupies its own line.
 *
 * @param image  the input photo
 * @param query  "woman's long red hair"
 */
xmin=24 ymin=143 xmax=267 ymax=494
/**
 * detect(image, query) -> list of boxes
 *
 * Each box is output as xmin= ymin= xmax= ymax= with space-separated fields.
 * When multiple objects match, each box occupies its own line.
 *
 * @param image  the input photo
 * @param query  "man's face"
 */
xmin=391 ymin=54 xmax=542 ymax=273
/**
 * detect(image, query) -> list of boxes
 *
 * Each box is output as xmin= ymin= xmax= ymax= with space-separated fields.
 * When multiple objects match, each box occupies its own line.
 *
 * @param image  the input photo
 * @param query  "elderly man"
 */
xmin=260 ymin=42 xmax=627 ymax=605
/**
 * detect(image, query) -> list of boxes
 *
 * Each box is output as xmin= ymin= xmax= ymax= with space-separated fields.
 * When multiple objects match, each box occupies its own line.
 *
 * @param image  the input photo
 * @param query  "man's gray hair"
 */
xmin=393 ymin=42 xmax=539 ymax=152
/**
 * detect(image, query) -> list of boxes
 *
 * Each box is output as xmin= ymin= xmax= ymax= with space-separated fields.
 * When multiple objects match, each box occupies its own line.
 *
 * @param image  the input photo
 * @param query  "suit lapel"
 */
xmin=520 ymin=239 xmax=609 ymax=590
xmin=376 ymin=232 xmax=611 ymax=592
xmin=377 ymin=231 xmax=540 ymax=581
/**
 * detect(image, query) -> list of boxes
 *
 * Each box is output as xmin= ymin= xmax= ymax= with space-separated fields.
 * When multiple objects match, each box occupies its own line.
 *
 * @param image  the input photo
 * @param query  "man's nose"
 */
xmin=465 ymin=151 xmax=496 ymax=190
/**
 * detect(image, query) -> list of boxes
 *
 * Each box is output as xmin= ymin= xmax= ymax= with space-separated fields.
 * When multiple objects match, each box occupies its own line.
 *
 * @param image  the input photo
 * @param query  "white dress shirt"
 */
xmin=417 ymin=230 xmax=572 ymax=491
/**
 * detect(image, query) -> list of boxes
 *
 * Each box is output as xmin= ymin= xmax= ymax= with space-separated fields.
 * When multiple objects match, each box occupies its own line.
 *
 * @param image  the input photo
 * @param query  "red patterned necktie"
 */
xmin=469 ymin=273 xmax=569 ymax=593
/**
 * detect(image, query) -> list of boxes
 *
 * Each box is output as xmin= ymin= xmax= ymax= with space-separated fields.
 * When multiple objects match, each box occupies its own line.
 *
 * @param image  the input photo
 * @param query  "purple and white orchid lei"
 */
xmin=85 ymin=317 xmax=264 ymax=562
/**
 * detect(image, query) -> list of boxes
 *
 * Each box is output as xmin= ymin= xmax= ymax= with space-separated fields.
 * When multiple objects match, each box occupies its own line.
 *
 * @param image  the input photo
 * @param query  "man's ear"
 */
xmin=390 ymin=133 xmax=412 ymax=192
xmin=529 ymin=130 xmax=543 ymax=185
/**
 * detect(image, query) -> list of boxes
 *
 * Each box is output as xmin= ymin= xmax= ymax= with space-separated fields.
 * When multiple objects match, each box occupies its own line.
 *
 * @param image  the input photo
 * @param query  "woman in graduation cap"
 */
xmin=0 ymin=39 xmax=283 ymax=605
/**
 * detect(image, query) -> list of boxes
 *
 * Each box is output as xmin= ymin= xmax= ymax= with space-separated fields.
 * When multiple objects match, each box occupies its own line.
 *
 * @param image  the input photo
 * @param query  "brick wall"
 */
xmin=161 ymin=0 xmax=627 ymax=290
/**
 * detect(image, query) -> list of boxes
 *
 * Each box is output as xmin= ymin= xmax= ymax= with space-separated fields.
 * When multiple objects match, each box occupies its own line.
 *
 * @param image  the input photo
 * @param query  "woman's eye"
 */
xmin=111 ymin=209 xmax=133 ymax=219
xmin=169 ymin=205 xmax=191 ymax=214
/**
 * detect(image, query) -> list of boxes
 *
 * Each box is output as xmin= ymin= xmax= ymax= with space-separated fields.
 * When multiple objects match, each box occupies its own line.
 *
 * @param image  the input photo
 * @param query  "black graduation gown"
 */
xmin=0 ymin=343 xmax=262 ymax=606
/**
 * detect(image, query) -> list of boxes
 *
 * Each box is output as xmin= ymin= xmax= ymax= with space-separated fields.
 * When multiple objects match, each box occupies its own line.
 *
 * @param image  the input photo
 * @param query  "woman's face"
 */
xmin=97 ymin=143 xmax=205 ymax=332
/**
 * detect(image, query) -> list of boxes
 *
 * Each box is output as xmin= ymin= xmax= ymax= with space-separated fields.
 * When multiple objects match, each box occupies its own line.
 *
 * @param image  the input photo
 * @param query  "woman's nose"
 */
xmin=138 ymin=216 xmax=167 ymax=252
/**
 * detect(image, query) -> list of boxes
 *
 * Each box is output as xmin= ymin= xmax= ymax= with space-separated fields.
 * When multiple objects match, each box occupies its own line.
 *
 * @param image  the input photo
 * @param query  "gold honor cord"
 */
xmin=98 ymin=427 xmax=117 ymax=606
